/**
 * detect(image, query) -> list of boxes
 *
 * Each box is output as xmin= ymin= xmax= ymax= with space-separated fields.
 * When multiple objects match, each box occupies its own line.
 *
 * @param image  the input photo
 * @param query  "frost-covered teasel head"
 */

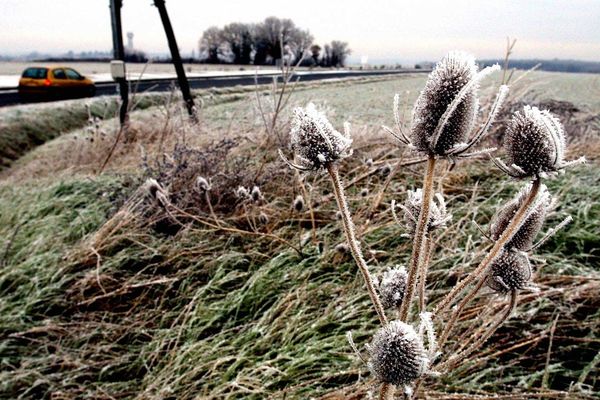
xmin=377 ymin=266 xmax=408 ymax=310
xmin=393 ymin=190 xmax=451 ymax=235
xmin=367 ymin=320 xmax=428 ymax=386
xmin=196 ymin=176 xmax=211 ymax=192
xmin=293 ymin=195 xmax=305 ymax=212
xmin=486 ymin=248 xmax=532 ymax=293
xmin=145 ymin=178 xmax=169 ymax=208
xmin=385 ymin=52 xmax=506 ymax=158
xmin=251 ymin=185 xmax=262 ymax=202
xmin=235 ymin=186 xmax=249 ymax=199
xmin=490 ymin=183 xmax=551 ymax=251
xmin=494 ymin=106 xmax=586 ymax=178
xmin=258 ymin=212 xmax=269 ymax=225
xmin=281 ymin=103 xmax=352 ymax=171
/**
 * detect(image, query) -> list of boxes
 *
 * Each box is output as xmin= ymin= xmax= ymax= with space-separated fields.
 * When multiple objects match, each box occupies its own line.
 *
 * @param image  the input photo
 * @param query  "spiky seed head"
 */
xmin=289 ymin=103 xmax=352 ymax=170
xmin=235 ymin=186 xmax=249 ymax=199
xmin=367 ymin=320 xmax=428 ymax=386
xmin=361 ymin=188 xmax=369 ymax=197
xmin=196 ymin=176 xmax=211 ymax=192
xmin=258 ymin=212 xmax=269 ymax=225
xmin=378 ymin=266 xmax=408 ymax=309
xmin=504 ymin=106 xmax=573 ymax=177
xmin=366 ymin=158 xmax=374 ymax=167
xmin=145 ymin=178 xmax=169 ymax=208
xmin=490 ymin=183 xmax=550 ymax=251
xmin=380 ymin=163 xmax=392 ymax=177
xmin=335 ymin=243 xmax=349 ymax=254
xmin=251 ymin=185 xmax=262 ymax=202
xmin=486 ymin=249 xmax=532 ymax=293
xmin=411 ymin=51 xmax=479 ymax=155
xmin=293 ymin=195 xmax=305 ymax=212
xmin=400 ymin=190 xmax=449 ymax=234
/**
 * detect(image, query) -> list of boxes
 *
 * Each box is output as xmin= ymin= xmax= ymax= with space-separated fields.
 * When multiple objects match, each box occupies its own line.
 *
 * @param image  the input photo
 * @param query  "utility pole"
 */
xmin=109 ymin=0 xmax=129 ymax=126
xmin=153 ymin=0 xmax=197 ymax=121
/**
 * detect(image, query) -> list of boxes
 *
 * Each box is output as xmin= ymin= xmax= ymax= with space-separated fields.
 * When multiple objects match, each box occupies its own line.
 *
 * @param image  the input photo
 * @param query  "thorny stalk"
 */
xmin=327 ymin=164 xmax=388 ymax=326
xmin=399 ymin=155 xmax=437 ymax=321
xmin=433 ymin=178 xmax=542 ymax=316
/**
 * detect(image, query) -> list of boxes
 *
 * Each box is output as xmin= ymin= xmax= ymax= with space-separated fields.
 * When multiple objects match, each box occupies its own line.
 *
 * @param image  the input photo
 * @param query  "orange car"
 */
xmin=18 ymin=66 xmax=95 ymax=100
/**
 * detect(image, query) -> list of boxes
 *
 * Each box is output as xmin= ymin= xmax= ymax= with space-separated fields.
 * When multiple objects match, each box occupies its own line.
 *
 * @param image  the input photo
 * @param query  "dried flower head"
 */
xmin=490 ymin=183 xmax=551 ymax=251
xmin=386 ymin=52 xmax=506 ymax=159
xmin=379 ymin=163 xmax=392 ymax=177
xmin=235 ymin=186 xmax=249 ymax=199
xmin=145 ymin=178 xmax=169 ymax=208
xmin=196 ymin=176 xmax=211 ymax=192
xmin=367 ymin=320 xmax=428 ymax=386
xmin=281 ymin=103 xmax=352 ymax=171
xmin=335 ymin=243 xmax=349 ymax=254
xmin=366 ymin=158 xmax=374 ymax=167
xmin=494 ymin=106 xmax=586 ymax=178
xmin=393 ymin=190 xmax=451 ymax=235
xmin=486 ymin=248 xmax=532 ymax=293
xmin=377 ymin=266 xmax=408 ymax=310
xmin=251 ymin=185 xmax=262 ymax=202
xmin=360 ymin=188 xmax=369 ymax=197
xmin=258 ymin=212 xmax=269 ymax=225
xmin=293 ymin=195 xmax=305 ymax=212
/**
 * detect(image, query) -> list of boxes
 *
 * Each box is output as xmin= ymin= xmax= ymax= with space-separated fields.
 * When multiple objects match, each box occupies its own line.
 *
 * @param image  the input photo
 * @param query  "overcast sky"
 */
xmin=1 ymin=0 xmax=599 ymax=63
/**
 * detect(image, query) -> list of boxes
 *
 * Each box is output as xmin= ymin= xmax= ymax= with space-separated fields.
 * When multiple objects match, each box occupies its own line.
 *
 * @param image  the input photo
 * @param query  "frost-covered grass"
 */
xmin=0 ymin=72 xmax=598 ymax=399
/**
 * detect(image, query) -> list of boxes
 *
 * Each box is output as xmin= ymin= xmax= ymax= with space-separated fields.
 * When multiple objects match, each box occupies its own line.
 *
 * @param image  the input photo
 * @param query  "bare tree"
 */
xmin=254 ymin=17 xmax=312 ymax=65
xmin=310 ymin=44 xmax=321 ymax=66
xmin=220 ymin=23 xmax=254 ymax=65
xmin=330 ymin=41 xmax=351 ymax=67
xmin=198 ymin=26 xmax=222 ymax=64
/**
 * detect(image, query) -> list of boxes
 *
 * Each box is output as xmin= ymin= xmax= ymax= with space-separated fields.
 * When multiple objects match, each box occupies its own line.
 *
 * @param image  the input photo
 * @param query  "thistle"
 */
xmin=378 ymin=266 xmax=408 ymax=310
xmin=486 ymin=249 xmax=532 ymax=293
xmin=493 ymin=106 xmax=586 ymax=178
xmin=279 ymin=103 xmax=352 ymax=171
xmin=367 ymin=320 xmax=428 ymax=387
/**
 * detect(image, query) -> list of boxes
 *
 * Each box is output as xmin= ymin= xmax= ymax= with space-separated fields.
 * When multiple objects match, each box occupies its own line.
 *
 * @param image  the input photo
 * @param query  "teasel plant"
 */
xmin=279 ymin=51 xmax=584 ymax=399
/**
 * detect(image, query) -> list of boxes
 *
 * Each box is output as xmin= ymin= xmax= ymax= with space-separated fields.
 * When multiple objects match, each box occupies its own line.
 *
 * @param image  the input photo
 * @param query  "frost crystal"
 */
xmin=367 ymin=320 xmax=428 ymax=386
xmin=496 ymin=106 xmax=586 ymax=178
xmin=490 ymin=183 xmax=551 ymax=251
xmin=378 ymin=266 xmax=408 ymax=309
xmin=486 ymin=249 xmax=532 ymax=293
xmin=288 ymin=103 xmax=352 ymax=170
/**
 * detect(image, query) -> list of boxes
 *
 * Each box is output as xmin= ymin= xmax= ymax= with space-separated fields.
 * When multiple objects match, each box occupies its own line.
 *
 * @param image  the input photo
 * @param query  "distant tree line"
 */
xmin=480 ymin=59 xmax=600 ymax=74
xmin=198 ymin=17 xmax=351 ymax=67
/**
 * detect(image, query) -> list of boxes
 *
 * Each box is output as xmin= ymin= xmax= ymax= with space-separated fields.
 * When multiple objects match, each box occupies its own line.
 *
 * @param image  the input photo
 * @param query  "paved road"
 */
xmin=0 ymin=69 xmax=428 ymax=107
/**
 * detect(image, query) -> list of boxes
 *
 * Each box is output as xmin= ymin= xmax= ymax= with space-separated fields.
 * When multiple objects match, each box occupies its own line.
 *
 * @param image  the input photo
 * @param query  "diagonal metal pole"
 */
xmin=109 ymin=0 xmax=129 ymax=126
xmin=153 ymin=0 xmax=197 ymax=121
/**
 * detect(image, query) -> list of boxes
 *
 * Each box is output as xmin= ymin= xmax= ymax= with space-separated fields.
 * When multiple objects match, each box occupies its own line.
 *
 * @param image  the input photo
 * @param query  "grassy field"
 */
xmin=0 ymin=70 xmax=598 ymax=399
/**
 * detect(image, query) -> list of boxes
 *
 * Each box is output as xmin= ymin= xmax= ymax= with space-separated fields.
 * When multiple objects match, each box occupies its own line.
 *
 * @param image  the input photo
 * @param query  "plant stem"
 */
xmin=437 ymin=275 xmax=486 ymax=349
xmin=418 ymin=236 xmax=433 ymax=313
xmin=379 ymin=383 xmax=394 ymax=400
xmin=399 ymin=155 xmax=437 ymax=321
xmin=440 ymin=289 xmax=517 ymax=371
xmin=327 ymin=164 xmax=388 ymax=326
xmin=433 ymin=178 xmax=541 ymax=316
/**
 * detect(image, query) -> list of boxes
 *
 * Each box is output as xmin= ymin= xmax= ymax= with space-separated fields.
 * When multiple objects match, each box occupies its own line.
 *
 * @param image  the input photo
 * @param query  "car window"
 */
xmin=65 ymin=68 xmax=82 ymax=80
xmin=22 ymin=68 xmax=48 ymax=79
xmin=53 ymin=69 xmax=67 ymax=79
